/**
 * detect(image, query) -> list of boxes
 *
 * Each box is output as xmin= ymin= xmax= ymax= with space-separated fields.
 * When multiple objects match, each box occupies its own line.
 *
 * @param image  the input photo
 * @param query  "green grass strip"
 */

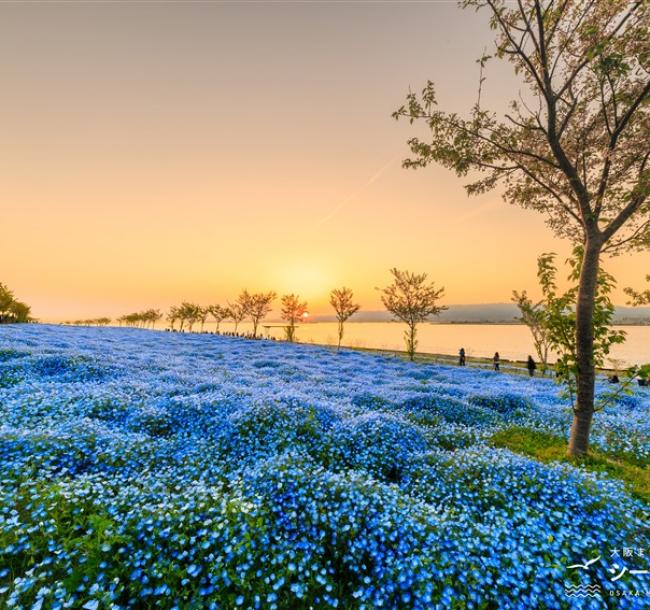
xmin=491 ymin=426 xmax=650 ymax=504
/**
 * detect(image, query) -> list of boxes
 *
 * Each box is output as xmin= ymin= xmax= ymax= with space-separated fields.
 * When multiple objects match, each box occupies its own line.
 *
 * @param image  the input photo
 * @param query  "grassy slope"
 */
xmin=491 ymin=427 xmax=650 ymax=503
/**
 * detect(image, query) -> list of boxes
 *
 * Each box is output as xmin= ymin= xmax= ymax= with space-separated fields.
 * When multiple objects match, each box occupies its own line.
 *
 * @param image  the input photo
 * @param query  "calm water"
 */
xmin=206 ymin=321 xmax=649 ymax=367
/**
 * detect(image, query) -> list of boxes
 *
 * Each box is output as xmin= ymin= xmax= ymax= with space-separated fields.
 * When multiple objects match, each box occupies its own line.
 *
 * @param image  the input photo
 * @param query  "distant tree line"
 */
xmin=71 ymin=273 xmax=450 ymax=355
xmin=159 ymin=278 xmax=447 ymax=354
xmin=117 ymin=309 xmax=163 ymax=328
xmin=166 ymin=292 xmax=282 ymax=337
xmin=63 ymin=310 xmax=164 ymax=328
xmin=0 ymin=283 xmax=32 ymax=324
xmin=63 ymin=317 xmax=112 ymax=327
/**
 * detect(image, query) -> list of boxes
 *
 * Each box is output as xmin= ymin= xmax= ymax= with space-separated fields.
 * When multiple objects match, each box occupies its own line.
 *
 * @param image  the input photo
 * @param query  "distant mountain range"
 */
xmin=308 ymin=303 xmax=650 ymax=325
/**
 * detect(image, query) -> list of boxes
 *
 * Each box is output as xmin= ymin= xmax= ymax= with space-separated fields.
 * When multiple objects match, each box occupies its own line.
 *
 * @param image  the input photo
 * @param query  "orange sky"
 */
xmin=1 ymin=2 xmax=648 ymax=321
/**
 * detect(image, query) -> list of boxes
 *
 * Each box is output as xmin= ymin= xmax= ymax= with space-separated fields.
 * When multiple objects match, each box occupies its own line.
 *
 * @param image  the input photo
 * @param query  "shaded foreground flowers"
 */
xmin=0 ymin=325 xmax=648 ymax=609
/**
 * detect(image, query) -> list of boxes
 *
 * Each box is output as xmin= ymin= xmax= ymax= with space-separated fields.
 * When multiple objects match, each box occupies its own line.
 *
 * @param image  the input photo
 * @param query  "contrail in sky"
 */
xmin=316 ymin=153 xmax=402 ymax=227
xmin=454 ymin=199 xmax=504 ymax=223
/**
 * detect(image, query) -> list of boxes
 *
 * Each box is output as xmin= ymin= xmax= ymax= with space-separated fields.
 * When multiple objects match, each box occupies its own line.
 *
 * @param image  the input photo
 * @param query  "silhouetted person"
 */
xmin=608 ymin=374 xmax=619 ymax=384
xmin=527 ymin=355 xmax=536 ymax=377
xmin=459 ymin=348 xmax=466 ymax=366
xmin=493 ymin=352 xmax=500 ymax=371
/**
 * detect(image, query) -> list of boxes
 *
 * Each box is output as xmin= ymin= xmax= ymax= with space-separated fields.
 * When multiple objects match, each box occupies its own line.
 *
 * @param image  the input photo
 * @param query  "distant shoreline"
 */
xmin=22 ymin=322 xmax=643 ymax=373
xmin=40 ymin=319 xmax=650 ymax=327
xmin=302 ymin=320 xmax=650 ymax=327
xmin=268 ymin=335 xmax=626 ymax=375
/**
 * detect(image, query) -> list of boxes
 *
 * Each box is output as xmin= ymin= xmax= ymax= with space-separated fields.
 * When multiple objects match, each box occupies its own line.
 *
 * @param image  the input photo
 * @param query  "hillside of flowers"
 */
xmin=0 ymin=325 xmax=648 ymax=610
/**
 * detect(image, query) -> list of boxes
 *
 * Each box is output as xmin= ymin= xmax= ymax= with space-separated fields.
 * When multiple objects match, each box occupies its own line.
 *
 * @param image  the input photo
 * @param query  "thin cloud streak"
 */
xmin=315 ymin=154 xmax=401 ymax=227
xmin=454 ymin=199 xmax=505 ymax=224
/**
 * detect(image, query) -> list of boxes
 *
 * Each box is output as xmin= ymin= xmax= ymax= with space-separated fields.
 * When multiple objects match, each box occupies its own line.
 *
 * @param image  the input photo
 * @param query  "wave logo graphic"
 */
xmin=564 ymin=584 xmax=602 ymax=598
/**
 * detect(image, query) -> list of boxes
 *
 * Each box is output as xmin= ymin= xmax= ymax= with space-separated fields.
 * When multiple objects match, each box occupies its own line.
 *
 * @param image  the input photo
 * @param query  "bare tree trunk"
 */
xmin=337 ymin=320 xmax=343 ymax=351
xmin=568 ymin=242 xmax=601 ymax=457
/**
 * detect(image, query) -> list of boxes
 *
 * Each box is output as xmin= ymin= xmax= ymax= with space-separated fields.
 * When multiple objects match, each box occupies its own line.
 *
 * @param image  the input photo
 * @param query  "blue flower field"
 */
xmin=0 ymin=325 xmax=648 ymax=609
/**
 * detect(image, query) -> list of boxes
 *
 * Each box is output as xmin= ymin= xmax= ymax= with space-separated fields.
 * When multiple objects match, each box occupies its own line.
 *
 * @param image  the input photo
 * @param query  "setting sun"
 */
xmin=271 ymin=262 xmax=334 ymax=306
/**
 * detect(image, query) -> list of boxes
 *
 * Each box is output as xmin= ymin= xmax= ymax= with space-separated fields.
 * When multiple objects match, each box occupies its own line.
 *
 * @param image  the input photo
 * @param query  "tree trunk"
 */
xmin=568 ymin=241 xmax=601 ymax=458
xmin=337 ymin=321 xmax=343 ymax=351
xmin=407 ymin=324 xmax=416 ymax=361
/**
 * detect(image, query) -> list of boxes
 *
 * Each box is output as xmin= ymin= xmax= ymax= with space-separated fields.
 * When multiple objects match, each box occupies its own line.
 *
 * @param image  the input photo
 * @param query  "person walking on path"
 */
xmin=493 ymin=352 xmax=500 ymax=372
xmin=459 ymin=348 xmax=466 ymax=367
xmin=526 ymin=355 xmax=536 ymax=377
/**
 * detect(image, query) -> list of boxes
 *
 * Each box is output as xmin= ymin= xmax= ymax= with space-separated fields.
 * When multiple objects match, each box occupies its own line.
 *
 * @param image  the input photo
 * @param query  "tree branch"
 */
xmin=602 ymin=217 xmax=650 ymax=252
xmin=595 ymin=79 xmax=650 ymax=215
xmin=601 ymin=193 xmax=648 ymax=242
xmin=554 ymin=1 xmax=643 ymax=100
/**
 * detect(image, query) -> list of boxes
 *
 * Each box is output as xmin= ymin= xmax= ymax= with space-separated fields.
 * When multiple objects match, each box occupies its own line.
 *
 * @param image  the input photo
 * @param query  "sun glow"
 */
xmin=272 ymin=262 xmax=333 ymax=306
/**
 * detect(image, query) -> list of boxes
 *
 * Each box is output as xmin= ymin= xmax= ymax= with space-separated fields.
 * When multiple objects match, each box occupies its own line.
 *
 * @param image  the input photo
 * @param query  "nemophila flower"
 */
xmin=0 ymin=324 xmax=648 ymax=609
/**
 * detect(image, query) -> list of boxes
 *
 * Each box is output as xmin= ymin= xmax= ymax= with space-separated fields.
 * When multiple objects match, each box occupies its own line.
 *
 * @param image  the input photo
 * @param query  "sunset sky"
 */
xmin=2 ymin=1 xmax=648 ymax=321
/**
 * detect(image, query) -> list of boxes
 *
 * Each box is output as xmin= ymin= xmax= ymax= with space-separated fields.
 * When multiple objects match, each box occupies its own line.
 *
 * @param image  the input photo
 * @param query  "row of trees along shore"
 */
xmin=111 ymin=288 xmax=361 ymax=350
xmin=68 ymin=266 xmax=650 ymax=360
xmin=0 ymin=283 xmax=31 ymax=324
xmin=79 ymin=272 xmax=455 ymax=355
